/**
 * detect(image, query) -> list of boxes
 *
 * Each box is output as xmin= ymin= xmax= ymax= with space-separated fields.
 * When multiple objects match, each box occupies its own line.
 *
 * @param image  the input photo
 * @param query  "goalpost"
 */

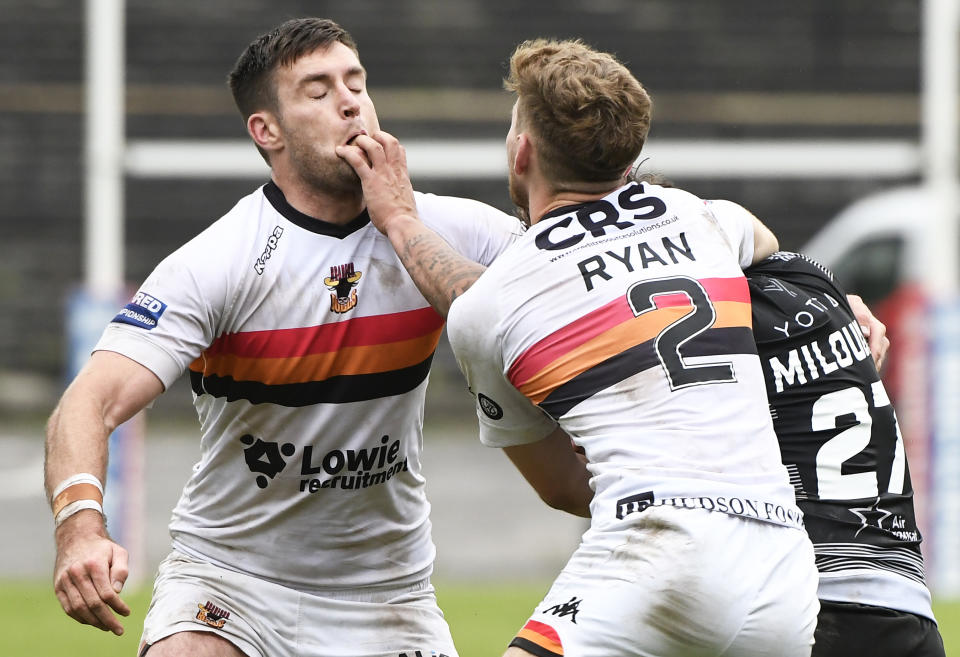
xmin=77 ymin=0 xmax=145 ymax=584
xmin=81 ymin=0 xmax=960 ymax=595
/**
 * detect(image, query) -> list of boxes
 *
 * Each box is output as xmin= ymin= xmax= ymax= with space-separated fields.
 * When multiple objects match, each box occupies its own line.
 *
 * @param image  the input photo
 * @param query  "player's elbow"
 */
xmin=751 ymin=217 xmax=779 ymax=263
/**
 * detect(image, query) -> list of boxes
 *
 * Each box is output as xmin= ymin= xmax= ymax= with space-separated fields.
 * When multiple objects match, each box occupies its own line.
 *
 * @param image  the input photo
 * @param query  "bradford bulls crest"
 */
xmin=325 ymin=263 xmax=362 ymax=313
xmin=196 ymin=600 xmax=231 ymax=629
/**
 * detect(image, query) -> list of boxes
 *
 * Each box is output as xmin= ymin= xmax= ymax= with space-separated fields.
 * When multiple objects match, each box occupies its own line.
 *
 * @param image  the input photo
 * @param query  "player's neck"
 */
xmin=528 ymin=180 xmax=622 ymax=226
xmin=271 ymin=175 xmax=365 ymax=225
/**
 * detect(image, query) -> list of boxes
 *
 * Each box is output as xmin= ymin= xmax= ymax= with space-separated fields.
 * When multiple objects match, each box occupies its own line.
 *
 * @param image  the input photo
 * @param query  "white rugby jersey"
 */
xmin=448 ymin=182 xmax=803 ymax=529
xmin=94 ymin=181 xmax=522 ymax=591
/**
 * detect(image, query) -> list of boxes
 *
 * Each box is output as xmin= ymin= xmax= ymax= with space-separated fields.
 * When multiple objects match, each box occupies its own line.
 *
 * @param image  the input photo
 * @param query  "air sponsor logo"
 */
xmin=195 ymin=600 xmax=231 ymax=629
xmin=239 ymin=434 xmax=409 ymax=493
xmin=849 ymin=497 xmax=919 ymax=541
xmin=112 ymin=291 xmax=168 ymax=330
xmin=254 ymin=225 xmax=284 ymax=275
xmin=324 ymin=262 xmax=362 ymax=313
xmin=849 ymin=497 xmax=892 ymax=538
xmin=397 ymin=651 xmax=451 ymax=657
xmin=616 ymin=491 xmax=805 ymax=529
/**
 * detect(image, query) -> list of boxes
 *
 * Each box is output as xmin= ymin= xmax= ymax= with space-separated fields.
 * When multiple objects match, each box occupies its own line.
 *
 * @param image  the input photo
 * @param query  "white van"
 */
xmin=802 ymin=184 xmax=952 ymax=306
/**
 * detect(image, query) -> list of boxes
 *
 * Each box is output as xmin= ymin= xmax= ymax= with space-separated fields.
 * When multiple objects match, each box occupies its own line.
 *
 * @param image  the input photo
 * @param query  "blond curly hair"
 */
xmin=504 ymin=39 xmax=652 ymax=186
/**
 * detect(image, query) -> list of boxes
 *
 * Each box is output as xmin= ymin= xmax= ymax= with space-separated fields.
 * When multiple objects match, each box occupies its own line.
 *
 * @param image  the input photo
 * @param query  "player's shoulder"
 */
xmin=702 ymin=197 xmax=755 ymax=220
xmin=642 ymin=185 xmax=754 ymax=235
xmin=627 ymin=181 xmax=705 ymax=210
xmin=414 ymin=191 xmax=512 ymax=222
xmin=447 ymin=269 xmax=503 ymax=353
xmin=747 ymin=251 xmax=837 ymax=287
xmin=746 ymin=252 xmax=853 ymax=335
xmin=414 ymin=191 xmax=524 ymax=243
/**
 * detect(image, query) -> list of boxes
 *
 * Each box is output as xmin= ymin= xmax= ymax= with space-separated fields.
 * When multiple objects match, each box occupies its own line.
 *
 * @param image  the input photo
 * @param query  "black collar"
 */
xmin=263 ymin=181 xmax=371 ymax=238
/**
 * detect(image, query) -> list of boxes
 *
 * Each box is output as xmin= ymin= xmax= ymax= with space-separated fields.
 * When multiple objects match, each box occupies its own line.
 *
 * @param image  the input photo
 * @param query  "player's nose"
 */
xmin=336 ymin=84 xmax=360 ymax=118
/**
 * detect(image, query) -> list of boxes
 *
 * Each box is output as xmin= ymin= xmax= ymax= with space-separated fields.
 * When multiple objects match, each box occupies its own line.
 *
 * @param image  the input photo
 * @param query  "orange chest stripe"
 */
xmin=191 ymin=329 xmax=442 ymax=384
xmin=507 ymin=276 xmax=750 ymax=386
xmin=516 ymin=306 xmax=684 ymax=403
xmin=516 ymin=300 xmax=751 ymax=403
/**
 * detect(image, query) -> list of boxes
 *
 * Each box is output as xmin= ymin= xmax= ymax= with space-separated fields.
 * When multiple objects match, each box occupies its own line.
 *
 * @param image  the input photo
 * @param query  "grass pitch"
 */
xmin=2 ymin=579 xmax=956 ymax=656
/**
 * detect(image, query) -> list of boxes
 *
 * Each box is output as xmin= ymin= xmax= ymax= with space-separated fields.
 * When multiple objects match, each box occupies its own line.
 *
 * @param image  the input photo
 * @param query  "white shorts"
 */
xmin=511 ymin=508 xmax=819 ymax=657
xmin=140 ymin=550 xmax=458 ymax=657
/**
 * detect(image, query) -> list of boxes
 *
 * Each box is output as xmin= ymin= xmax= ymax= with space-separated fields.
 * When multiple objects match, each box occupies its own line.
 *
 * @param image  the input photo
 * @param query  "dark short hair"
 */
xmin=227 ymin=17 xmax=358 ymax=119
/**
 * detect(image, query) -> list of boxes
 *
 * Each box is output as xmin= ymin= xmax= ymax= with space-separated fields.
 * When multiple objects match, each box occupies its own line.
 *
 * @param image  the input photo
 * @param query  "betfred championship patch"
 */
xmin=112 ymin=291 xmax=168 ymax=330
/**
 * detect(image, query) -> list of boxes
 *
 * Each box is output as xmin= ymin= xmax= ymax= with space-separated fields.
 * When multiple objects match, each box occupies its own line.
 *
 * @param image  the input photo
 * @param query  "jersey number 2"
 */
xmin=627 ymin=276 xmax=736 ymax=390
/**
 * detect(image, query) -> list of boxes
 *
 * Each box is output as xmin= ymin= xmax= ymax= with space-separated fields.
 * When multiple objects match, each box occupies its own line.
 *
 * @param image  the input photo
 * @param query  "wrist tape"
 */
xmin=52 ymin=473 xmax=104 ymax=528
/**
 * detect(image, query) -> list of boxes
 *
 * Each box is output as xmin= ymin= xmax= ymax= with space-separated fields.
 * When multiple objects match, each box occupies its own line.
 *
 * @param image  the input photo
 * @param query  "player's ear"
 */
xmin=248 ymin=111 xmax=283 ymax=155
xmin=513 ymin=133 xmax=532 ymax=175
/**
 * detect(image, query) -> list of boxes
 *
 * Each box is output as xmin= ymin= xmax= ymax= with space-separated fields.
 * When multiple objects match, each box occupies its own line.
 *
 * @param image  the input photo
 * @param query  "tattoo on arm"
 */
xmin=396 ymin=232 xmax=486 ymax=318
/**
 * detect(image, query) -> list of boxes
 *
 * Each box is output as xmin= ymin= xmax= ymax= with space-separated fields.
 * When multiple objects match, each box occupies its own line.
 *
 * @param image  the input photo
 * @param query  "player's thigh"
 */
xmin=508 ymin=509 xmax=760 ymax=657
xmin=509 ymin=510 xmax=817 ymax=657
xmin=298 ymin=581 xmax=458 ymax=657
xmin=719 ymin=522 xmax=819 ymax=657
xmin=814 ymin=601 xmax=945 ymax=657
xmin=503 ymin=647 xmax=535 ymax=657
xmin=140 ymin=630 xmax=247 ymax=657
xmin=139 ymin=550 xmax=285 ymax=657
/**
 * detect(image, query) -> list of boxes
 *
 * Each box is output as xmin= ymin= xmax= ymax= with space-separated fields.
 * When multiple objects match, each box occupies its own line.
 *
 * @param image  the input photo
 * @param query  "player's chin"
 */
xmin=337 ymin=160 xmax=361 ymax=182
xmin=344 ymin=166 xmax=362 ymax=188
xmin=309 ymin=163 xmax=362 ymax=195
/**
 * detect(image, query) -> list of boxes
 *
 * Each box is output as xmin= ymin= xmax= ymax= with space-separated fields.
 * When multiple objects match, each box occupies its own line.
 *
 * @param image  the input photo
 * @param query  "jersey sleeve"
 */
xmin=415 ymin=193 xmax=524 ymax=265
xmin=703 ymin=199 xmax=756 ymax=268
xmin=93 ymin=225 xmax=232 ymax=389
xmin=447 ymin=279 xmax=559 ymax=449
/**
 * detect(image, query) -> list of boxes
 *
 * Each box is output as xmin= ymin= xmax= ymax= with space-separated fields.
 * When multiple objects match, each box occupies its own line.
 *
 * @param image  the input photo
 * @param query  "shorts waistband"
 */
xmin=615 ymin=491 xmax=805 ymax=529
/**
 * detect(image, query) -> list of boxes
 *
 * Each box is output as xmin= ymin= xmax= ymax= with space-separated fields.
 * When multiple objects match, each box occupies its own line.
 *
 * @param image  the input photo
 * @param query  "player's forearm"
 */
xmin=44 ymin=387 xmax=112 ymax=506
xmin=548 ymin=483 xmax=593 ymax=518
xmin=384 ymin=214 xmax=486 ymax=318
xmin=504 ymin=429 xmax=595 ymax=518
xmin=44 ymin=393 xmax=114 ymax=542
xmin=46 ymin=352 xmax=163 ymax=517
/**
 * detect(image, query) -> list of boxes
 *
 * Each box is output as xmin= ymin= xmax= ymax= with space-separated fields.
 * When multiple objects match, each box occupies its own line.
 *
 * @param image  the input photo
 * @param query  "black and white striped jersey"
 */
xmin=747 ymin=252 xmax=934 ymax=621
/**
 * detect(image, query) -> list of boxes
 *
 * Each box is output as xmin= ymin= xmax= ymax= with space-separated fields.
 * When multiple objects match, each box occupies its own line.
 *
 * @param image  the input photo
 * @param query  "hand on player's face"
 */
xmin=336 ymin=131 xmax=420 ymax=235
